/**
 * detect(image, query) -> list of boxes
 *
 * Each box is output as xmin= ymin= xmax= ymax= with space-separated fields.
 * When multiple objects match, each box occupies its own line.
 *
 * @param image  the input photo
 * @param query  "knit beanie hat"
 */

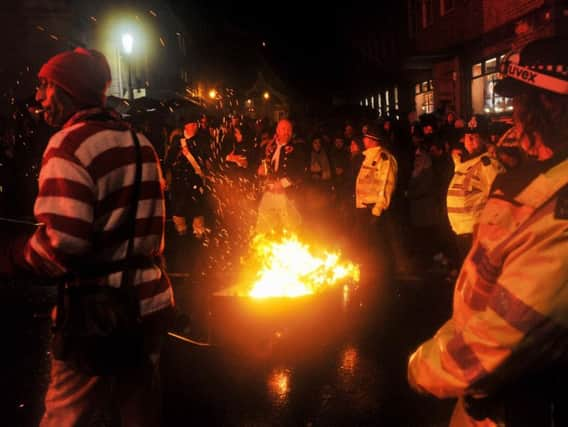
xmin=38 ymin=47 xmax=111 ymax=107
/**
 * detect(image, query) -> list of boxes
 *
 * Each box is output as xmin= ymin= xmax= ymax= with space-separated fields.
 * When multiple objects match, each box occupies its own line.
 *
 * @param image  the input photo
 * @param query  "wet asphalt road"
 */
xmin=4 ymin=273 xmax=455 ymax=427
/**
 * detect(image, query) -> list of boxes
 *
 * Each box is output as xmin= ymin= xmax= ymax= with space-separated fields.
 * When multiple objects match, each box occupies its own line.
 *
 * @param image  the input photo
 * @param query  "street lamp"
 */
xmin=122 ymin=33 xmax=134 ymax=100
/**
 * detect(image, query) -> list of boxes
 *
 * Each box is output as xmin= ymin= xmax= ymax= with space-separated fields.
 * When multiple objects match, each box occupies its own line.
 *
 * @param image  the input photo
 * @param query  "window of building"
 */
xmin=394 ymin=86 xmax=400 ymax=111
xmin=422 ymin=0 xmax=433 ymax=28
xmin=471 ymin=56 xmax=513 ymax=114
xmin=472 ymin=63 xmax=482 ymax=78
xmin=378 ymin=93 xmax=382 ymax=116
xmin=371 ymin=96 xmax=375 ymax=109
xmin=365 ymin=98 xmax=369 ymax=107
xmin=408 ymin=0 xmax=420 ymax=38
xmin=176 ymin=33 xmax=186 ymax=57
xmin=414 ymin=79 xmax=434 ymax=114
xmin=180 ymin=69 xmax=189 ymax=83
xmin=440 ymin=0 xmax=455 ymax=16
xmin=485 ymin=57 xmax=497 ymax=73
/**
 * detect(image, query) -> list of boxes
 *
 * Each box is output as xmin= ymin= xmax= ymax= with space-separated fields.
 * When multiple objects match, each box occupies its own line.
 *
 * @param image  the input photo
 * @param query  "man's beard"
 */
xmin=43 ymin=106 xmax=68 ymax=127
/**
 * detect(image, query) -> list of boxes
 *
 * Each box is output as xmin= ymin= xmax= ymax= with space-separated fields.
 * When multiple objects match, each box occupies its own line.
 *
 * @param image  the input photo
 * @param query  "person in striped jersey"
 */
xmin=6 ymin=48 xmax=174 ymax=426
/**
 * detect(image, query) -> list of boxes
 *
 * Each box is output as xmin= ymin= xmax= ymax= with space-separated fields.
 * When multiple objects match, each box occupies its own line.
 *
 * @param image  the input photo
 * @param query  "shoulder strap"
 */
xmin=181 ymin=138 xmax=205 ymax=177
xmin=54 ymin=129 xmax=143 ymax=330
xmin=120 ymin=130 xmax=143 ymax=288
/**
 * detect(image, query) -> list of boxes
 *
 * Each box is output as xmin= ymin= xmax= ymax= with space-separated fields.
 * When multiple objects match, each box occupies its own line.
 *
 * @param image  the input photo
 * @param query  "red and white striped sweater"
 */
xmin=23 ymin=108 xmax=174 ymax=317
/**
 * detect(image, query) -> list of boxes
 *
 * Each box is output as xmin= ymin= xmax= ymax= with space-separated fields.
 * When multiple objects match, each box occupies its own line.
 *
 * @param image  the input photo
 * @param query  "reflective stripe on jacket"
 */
xmin=408 ymin=155 xmax=568 ymax=424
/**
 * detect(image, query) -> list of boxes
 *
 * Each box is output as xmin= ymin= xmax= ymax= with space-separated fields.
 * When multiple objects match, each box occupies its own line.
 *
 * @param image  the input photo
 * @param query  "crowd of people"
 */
xmin=158 ymin=100 xmax=517 ymax=284
xmin=0 ymin=65 xmax=519 ymax=284
xmin=0 ymin=35 xmax=567 ymax=426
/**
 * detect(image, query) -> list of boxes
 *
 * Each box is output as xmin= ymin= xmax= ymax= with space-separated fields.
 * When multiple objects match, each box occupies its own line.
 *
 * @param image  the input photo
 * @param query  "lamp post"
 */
xmin=122 ymin=33 xmax=134 ymax=100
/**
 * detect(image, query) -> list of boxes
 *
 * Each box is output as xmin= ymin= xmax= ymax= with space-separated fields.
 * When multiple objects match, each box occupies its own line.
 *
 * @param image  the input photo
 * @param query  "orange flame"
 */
xmin=247 ymin=233 xmax=359 ymax=299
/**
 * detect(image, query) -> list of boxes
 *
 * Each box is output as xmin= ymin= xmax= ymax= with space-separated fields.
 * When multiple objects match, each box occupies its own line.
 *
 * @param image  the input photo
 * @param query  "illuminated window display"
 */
xmin=471 ymin=57 xmax=513 ymax=114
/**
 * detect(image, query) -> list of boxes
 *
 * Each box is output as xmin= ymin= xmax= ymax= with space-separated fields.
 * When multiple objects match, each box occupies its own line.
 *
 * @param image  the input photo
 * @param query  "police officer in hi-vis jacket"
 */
xmin=408 ymin=37 xmax=568 ymax=427
xmin=354 ymin=122 xmax=398 ymax=283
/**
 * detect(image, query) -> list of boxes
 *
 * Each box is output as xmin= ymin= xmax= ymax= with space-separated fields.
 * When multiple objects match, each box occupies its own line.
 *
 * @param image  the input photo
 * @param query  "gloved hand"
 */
xmin=371 ymin=205 xmax=384 ymax=217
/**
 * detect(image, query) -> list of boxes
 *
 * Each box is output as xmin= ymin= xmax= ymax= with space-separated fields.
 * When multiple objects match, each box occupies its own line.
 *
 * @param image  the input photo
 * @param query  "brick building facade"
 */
xmin=355 ymin=0 xmax=568 ymax=120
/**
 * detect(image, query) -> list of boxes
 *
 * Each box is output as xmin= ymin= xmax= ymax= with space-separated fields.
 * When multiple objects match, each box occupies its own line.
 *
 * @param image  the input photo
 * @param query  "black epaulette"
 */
xmin=380 ymin=152 xmax=388 ymax=160
xmin=554 ymin=185 xmax=568 ymax=220
xmin=480 ymin=156 xmax=491 ymax=166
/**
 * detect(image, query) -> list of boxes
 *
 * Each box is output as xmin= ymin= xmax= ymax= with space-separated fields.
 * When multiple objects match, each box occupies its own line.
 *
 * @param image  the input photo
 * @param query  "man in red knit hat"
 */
xmin=4 ymin=48 xmax=174 ymax=426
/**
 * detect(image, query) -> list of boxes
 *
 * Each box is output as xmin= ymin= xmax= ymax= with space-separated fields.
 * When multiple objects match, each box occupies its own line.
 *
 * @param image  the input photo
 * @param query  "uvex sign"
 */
xmin=507 ymin=64 xmax=537 ymax=83
xmin=503 ymin=62 xmax=568 ymax=95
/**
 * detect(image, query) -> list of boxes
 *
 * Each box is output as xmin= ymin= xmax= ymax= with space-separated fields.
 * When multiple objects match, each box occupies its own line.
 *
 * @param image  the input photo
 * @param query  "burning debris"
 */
xmin=236 ymin=232 xmax=360 ymax=299
xmin=206 ymin=232 xmax=361 ymax=358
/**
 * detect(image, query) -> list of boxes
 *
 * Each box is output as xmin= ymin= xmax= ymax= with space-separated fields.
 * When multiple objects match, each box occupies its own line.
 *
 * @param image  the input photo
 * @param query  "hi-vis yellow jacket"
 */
xmin=355 ymin=146 xmax=397 ymax=217
xmin=447 ymin=153 xmax=504 ymax=235
xmin=408 ymin=155 xmax=568 ymax=425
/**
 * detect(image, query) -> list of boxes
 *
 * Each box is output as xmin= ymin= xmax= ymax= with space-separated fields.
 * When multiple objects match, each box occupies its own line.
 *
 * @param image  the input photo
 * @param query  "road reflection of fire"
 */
xmin=339 ymin=346 xmax=359 ymax=389
xmin=342 ymin=283 xmax=351 ymax=309
xmin=268 ymin=368 xmax=291 ymax=405
xmin=246 ymin=232 xmax=360 ymax=299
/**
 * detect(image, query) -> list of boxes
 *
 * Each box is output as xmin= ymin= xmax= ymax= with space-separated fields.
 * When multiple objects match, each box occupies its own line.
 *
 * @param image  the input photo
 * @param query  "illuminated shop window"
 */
xmin=394 ymin=86 xmax=399 ymax=111
xmin=414 ymin=79 xmax=434 ymax=114
xmin=485 ymin=57 xmax=497 ymax=73
xmin=472 ymin=63 xmax=482 ymax=78
xmin=378 ymin=93 xmax=382 ymax=116
xmin=471 ymin=55 xmax=513 ymax=114
xmin=371 ymin=96 xmax=375 ymax=109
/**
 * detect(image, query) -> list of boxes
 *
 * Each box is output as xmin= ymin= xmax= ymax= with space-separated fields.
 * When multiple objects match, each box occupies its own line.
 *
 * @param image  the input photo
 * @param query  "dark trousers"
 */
xmin=354 ymin=208 xmax=394 ymax=285
xmin=41 ymin=335 xmax=163 ymax=427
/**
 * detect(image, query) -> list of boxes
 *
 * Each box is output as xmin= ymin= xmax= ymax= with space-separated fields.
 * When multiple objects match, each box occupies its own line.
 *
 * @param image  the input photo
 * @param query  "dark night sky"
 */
xmin=168 ymin=1 xmax=389 ymax=102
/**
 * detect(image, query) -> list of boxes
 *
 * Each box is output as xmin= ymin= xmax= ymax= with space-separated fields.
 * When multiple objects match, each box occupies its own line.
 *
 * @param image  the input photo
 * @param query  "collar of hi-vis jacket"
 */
xmin=363 ymin=146 xmax=384 ymax=161
xmin=454 ymin=152 xmax=487 ymax=172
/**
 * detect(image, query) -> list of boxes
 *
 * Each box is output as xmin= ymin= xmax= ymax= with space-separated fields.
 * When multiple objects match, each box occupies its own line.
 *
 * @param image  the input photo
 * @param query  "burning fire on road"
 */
xmin=209 ymin=232 xmax=361 ymax=359
xmin=234 ymin=232 xmax=360 ymax=298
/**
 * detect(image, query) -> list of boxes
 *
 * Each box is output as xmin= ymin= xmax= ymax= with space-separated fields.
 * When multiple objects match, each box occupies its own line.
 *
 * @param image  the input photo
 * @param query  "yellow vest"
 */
xmin=355 ymin=146 xmax=397 ymax=216
xmin=447 ymin=154 xmax=504 ymax=235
